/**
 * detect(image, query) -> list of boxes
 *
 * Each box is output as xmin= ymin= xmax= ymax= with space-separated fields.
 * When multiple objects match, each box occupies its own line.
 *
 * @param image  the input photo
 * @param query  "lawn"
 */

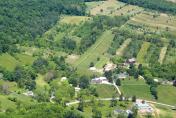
xmin=137 ymin=41 xmax=150 ymax=64
xmin=0 ymin=53 xmax=19 ymax=71
xmin=94 ymin=84 xmax=119 ymax=98
xmin=73 ymin=30 xmax=114 ymax=75
xmin=60 ymin=16 xmax=90 ymax=24
xmin=119 ymin=79 xmax=153 ymax=100
xmin=157 ymin=85 xmax=176 ymax=105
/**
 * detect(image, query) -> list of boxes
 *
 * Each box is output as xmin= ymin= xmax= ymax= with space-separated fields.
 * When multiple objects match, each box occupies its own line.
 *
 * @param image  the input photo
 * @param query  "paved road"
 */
xmin=66 ymin=97 xmax=120 ymax=106
xmin=66 ymin=97 xmax=175 ymax=109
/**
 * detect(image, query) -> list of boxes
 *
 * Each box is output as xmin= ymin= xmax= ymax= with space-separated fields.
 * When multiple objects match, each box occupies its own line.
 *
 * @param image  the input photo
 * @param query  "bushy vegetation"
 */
xmin=119 ymin=0 xmax=176 ymax=14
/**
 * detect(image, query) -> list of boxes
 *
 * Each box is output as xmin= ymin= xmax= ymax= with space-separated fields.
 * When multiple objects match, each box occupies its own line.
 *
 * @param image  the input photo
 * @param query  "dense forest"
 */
xmin=0 ymin=0 xmax=86 ymax=53
xmin=119 ymin=0 xmax=176 ymax=14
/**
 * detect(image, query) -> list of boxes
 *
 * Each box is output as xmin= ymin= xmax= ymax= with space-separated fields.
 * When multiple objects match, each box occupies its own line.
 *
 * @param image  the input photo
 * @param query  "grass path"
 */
xmin=116 ymin=39 xmax=131 ymax=56
xmin=137 ymin=41 xmax=150 ymax=64
xmin=158 ymin=46 xmax=168 ymax=64
xmin=73 ymin=30 xmax=114 ymax=75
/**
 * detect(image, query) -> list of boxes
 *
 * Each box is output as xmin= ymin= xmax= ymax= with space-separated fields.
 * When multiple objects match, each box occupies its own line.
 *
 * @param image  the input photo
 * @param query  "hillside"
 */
xmin=0 ymin=0 xmax=176 ymax=118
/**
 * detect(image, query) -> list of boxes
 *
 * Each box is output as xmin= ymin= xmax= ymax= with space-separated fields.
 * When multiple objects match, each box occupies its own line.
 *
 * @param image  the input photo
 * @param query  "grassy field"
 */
xmin=164 ymin=47 xmax=176 ymax=64
xmin=73 ymin=30 xmax=114 ymax=75
xmin=137 ymin=41 xmax=150 ymax=64
xmin=119 ymin=79 xmax=153 ymax=100
xmin=86 ymin=0 xmax=125 ymax=16
xmin=15 ymin=53 xmax=36 ymax=66
xmin=35 ymin=74 xmax=50 ymax=89
xmin=157 ymin=85 xmax=176 ymax=105
xmin=116 ymin=39 xmax=131 ymax=56
xmin=113 ymin=5 xmax=143 ymax=16
xmin=60 ymin=16 xmax=90 ymax=24
xmin=0 ymin=53 xmax=19 ymax=71
xmin=129 ymin=12 xmax=176 ymax=32
xmin=94 ymin=84 xmax=119 ymax=98
xmin=158 ymin=46 xmax=168 ymax=64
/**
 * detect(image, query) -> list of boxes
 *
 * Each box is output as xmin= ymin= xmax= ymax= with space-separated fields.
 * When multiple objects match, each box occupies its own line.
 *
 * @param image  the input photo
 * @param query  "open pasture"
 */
xmin=73 ymin=30 xmax=114 ymax=75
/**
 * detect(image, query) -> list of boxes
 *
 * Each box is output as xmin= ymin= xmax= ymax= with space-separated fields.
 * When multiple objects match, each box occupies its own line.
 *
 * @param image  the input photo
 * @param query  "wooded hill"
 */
xmin=0 ymin=0 xmax=86 ymax=53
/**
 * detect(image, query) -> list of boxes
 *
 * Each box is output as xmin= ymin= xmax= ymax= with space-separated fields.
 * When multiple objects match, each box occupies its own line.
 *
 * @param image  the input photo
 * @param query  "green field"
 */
xmin=119 ymin=79 xmax=153 ymax=100
xmin=157 ymin=85 xmax=176 ymax=105
xmin=60 ymin=16 xmax=90 ymax=24
xmin=15 ymin=53 xmax=36 ymax=65
xmin=0 ymin=53 xmax=19 ymax=71
xmin=94 ymin=84 xmax=119 ymax=98
xmin=137 ymin=41 xmax=150 ymax=64
xmin=73 ymin=30 xmax=114 ymax=75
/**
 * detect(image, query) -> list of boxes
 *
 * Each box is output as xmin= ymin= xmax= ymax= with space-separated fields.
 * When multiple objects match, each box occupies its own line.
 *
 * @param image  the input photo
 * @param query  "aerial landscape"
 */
xmin=0 ymin=0 xmax=176 ymax=118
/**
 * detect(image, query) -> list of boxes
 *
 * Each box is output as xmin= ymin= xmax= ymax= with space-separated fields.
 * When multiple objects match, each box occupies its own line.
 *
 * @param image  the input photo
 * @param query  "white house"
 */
xmin=127 ymin=58 xmax=136 ymax=64
xmin=23 ymin=91 xmax=34 ymax=97
xmin=117 ymin=72 xmax=129 ymax=79
xmin=91 ymin=77 xmax=109 ymax=84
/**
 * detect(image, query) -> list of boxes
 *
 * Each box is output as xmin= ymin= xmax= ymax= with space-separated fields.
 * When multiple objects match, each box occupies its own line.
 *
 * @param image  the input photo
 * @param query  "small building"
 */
xmin=134 ymin=100 xmax=153 ymax=114
xmin=127 ymin=58 xmax=136 ymax=64
xmin=104 ymin=63 xmax=117 ymax=72
xmin=61 ymin=77 xmax=67 ymax=81
xmin=154 ymin=79 xmax=159 ymax=83
xmin=117 ymin=72 xmax=129 ymax=79
xmin=91 ymin=77 xmax=109 ymax=84
xmin=23 ymin=91 xmax=34 ymax=97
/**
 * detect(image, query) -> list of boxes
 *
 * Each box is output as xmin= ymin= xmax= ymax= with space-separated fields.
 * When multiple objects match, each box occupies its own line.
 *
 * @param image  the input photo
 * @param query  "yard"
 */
xmin=119 ymin=79 xmax=153 ymax=100
xmin=157 ymin=85 xmax=176 ymax=105
xmin=94 ymin=84 xmax=119 ymax=98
